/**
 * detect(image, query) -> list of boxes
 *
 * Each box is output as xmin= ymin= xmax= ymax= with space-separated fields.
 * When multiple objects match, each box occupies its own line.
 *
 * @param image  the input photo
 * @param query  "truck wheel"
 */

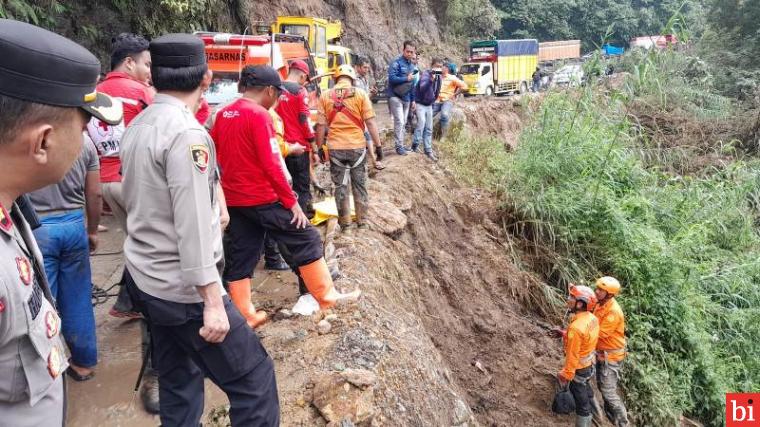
xmin=520 ymin=81 xmax=529 ymax=94
xmin=485 ymin=86 xmax=493 ymax=97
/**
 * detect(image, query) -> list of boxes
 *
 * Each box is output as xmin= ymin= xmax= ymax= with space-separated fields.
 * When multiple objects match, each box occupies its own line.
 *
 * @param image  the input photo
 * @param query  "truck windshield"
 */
xmin=460 ymin=64 xmax=481 ymax=74
xmin=205 ymin=73 xmax=240 ymax=107
xmin=281 ymin=24 xmax=310 ymax=49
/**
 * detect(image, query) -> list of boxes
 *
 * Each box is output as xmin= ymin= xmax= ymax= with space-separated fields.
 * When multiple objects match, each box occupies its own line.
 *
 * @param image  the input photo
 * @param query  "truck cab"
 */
xmin=462 ymin=39 xmax=538 ymax=96
xmin=273 ymin=16 xmax=346 ymax=89
xmin=461 ymin=62 xmax=494 ymax=96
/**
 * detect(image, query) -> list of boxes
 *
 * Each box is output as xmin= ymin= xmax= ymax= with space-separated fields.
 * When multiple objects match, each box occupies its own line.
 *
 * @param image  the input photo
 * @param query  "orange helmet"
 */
xmin=595 ymin=276 xmax=621 ymax=296
xmin=569 ymin=284 xmax=597 ymax=311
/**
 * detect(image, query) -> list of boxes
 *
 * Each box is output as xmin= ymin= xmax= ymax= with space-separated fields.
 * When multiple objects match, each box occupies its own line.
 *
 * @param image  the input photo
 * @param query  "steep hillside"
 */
xmin=1 ymin=0 xmax=461 ymax=71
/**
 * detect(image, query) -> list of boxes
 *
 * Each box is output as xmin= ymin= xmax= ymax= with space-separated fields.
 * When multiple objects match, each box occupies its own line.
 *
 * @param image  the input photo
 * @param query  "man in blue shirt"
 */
xmin=387 ymin=40 xmax=417 ymax=155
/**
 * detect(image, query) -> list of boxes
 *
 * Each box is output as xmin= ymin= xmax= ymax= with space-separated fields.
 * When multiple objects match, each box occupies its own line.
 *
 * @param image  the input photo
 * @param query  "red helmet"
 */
xmin=569 ymin=284 xmax=597 ymax=311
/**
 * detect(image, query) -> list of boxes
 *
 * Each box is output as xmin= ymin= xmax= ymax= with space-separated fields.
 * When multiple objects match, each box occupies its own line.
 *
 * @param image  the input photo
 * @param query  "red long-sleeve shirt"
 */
xmin=211 ymin=98 xmax=297 ymax=209
xmin=275 ymin=82 xmax=314 ymax=150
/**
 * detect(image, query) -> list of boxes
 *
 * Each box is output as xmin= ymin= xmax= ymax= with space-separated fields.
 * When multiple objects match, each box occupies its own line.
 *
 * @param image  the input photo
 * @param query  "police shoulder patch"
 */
xmin=190 ymin=144 xmax=209 ymax=173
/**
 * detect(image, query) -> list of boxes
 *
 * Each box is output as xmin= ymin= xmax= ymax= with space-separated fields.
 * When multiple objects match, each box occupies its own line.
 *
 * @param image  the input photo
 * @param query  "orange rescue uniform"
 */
xmin=593 ymin=297 xmax=626 ymax=362
xmin=560 ymin=311 xmax=599 ymax=381
xmin=317 ymin=80 xmax=375 ymax=150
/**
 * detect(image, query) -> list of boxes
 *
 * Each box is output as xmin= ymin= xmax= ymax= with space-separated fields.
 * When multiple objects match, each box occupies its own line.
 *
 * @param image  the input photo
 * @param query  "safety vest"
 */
xmin=326 ymin=87 xmax=365 ymax=131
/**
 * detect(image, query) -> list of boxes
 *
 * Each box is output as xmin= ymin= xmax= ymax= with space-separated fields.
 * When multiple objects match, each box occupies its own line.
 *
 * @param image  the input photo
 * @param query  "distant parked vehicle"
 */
xmin=552 ymin=64 xmax=585 ymax=88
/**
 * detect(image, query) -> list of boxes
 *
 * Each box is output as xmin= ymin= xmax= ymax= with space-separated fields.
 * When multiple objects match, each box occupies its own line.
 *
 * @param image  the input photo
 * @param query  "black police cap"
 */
xmin=241 ymin=65 xmax=287 ymax=91
xmin=0 ymin=19 xmax=122 ymax=125
xmin=150 ymin=34 xmax=206 ymax=68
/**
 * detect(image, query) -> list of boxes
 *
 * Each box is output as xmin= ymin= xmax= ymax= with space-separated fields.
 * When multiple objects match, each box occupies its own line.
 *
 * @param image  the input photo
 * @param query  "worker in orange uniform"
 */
xmin=593 ymin=277 xmax=629 ymax=427
xmin=316 ymin=65 xmax=384 ymax=232
xmin=550 ymin=284 xmax=599 ymax=427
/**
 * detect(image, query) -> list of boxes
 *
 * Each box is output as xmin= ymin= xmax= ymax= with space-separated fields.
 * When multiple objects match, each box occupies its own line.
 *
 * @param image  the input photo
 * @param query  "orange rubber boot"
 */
xmin=228 ymin=279 xmax=267 ymax=328
xmin=298 ymin=258 xmax=361 ymax=309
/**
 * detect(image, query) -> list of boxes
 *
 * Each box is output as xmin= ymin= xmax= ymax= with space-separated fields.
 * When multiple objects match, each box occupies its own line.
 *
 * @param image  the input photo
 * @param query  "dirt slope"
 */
xmin=209 ymin=152 xmax=580 ymax=426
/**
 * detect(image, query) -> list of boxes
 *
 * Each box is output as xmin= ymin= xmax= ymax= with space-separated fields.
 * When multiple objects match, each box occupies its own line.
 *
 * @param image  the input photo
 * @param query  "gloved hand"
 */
xmin=556 ymin=373 xmax=569 ymax=387
xmin=318 ymin=145 xmax=328 ymax=163
xmin=375 ymin=145 xmax=384 ymax=161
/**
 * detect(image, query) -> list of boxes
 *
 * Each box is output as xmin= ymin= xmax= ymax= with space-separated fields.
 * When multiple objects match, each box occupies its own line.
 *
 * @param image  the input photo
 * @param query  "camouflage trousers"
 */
xmin=329 ymin=148 xmax=369 ymax=227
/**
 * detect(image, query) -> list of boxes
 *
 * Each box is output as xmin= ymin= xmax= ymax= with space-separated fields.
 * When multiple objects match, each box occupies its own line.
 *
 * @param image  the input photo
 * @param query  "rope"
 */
xmin=91 ymin=282 xmax=120 ymax=306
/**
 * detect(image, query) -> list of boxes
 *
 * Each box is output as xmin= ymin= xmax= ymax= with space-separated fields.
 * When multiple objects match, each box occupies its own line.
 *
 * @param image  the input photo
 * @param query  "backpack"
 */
xmin=415 ymin=71 xmax=441 ymax=106
xmin=551 ymin=383 xmax=576 ymax=415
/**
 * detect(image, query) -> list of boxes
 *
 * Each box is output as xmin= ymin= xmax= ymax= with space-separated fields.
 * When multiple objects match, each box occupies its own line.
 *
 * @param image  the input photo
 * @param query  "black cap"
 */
xmin=150 ymin=34 xmax=206 ymax=68
xmin=0 ymin=19 xmax=122 ymax=125
xmin=241 ymin=65 xmax=287 ymax=91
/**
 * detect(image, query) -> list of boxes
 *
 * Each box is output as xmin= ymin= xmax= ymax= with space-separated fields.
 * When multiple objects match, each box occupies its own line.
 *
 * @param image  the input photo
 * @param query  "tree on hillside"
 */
xmin=492 ymin=0 xmax=705 ymax=50
xmin=701 ymin=0 xmax=760 ymax=98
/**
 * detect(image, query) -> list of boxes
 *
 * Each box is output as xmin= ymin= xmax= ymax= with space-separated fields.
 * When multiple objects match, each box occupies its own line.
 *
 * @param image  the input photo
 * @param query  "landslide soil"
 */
xmin=74 ymin=99 xmax=581 ymax=426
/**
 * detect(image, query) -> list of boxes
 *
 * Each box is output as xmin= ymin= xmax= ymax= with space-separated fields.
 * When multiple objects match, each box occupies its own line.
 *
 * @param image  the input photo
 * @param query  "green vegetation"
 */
xmin=441 ymin=49 xmax=759 ymax=426
xmin=442 ymin=0 xmax=500 ymax=39
xmin=699 ymin=0 xmax=760 ymax=99
xmin=490 ymin=0 xmax=707 ymax=50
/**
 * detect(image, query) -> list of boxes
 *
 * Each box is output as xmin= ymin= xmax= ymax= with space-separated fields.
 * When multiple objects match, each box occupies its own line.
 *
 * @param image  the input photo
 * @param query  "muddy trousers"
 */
xmin=329 ymin=148 xmax=369 ymax=227
xmin=596 ymin=361 xmax=629 ymax=426
xmin=570 ymin=365 xmax=596 ymax=417
xmin=126 ymin=280 xmax=280 ymax=427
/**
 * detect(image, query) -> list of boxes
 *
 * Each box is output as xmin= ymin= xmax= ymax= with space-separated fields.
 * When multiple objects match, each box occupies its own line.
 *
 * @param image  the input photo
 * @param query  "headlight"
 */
xmin=473 ymin=82 xmax=480 ymax=88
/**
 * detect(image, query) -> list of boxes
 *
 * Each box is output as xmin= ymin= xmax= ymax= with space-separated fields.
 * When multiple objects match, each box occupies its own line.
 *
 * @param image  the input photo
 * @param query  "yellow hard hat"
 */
xmin=595 ymin=276 xmax=621 ymax=296
xmin=334 ymin=64 xmax=356 ymax=81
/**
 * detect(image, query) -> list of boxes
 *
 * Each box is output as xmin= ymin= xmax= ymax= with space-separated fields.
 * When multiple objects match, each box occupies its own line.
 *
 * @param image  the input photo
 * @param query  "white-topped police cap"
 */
xmin=0 ymin=18 xmax=122 ymax=125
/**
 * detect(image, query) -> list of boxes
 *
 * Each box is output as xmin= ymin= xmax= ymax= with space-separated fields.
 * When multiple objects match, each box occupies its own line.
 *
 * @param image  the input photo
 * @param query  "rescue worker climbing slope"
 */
xmin=593 ymin=276 xmax=629 ymax=427
xmin=551 ymin=284 xmax=600 ymax=427
xmin=211 ymin=65 xmax=361 ymax=328
xmin=0 ymin=18 xmax=122 ymax=426
xmin=316 ymin=65 xmax=384 ymax=231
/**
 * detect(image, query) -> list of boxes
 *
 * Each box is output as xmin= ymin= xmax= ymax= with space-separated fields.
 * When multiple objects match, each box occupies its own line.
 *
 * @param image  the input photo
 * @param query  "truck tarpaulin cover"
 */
xmin=497 ymin=39 xmax=539 ymax=56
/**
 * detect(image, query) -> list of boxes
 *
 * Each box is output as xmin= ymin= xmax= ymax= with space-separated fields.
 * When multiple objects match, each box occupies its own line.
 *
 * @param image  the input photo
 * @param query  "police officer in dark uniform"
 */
xmin=120 ymin=34 xmax=280 ymax=426
xmin=0 ymin=18 xmax=122 ymax=426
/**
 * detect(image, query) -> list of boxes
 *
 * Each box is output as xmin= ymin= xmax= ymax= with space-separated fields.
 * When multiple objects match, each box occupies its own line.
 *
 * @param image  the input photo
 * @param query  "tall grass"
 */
xmin=441 ymin=50 xmax=759 ymax=426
